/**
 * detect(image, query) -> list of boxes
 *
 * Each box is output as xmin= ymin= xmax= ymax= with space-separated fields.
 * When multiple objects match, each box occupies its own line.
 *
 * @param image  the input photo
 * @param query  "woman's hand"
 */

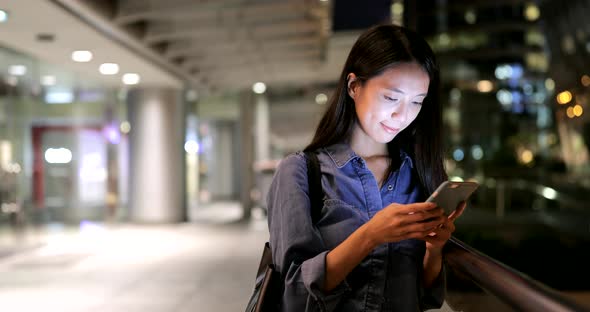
xmin=364 ymin=202 xmax=447 ymax=247
xmin=423 ymin=201 xmax=466 ymax=251
xmin=421 ymin=201 xmax=466 ymax=288
xmin=326 ymin=202 xmax=444 ymax=292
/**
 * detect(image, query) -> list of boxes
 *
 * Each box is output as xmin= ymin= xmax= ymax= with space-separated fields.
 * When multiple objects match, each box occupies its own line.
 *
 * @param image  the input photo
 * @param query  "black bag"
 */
xmin=245 ymin=151 xmax=323 ymax=312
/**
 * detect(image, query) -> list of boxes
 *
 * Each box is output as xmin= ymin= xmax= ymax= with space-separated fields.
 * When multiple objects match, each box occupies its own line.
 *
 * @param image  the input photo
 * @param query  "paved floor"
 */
xmin=0 ymin=203 xmax=269 ymax=312
xmin=0 ymin=202 xmax=587 ymax=311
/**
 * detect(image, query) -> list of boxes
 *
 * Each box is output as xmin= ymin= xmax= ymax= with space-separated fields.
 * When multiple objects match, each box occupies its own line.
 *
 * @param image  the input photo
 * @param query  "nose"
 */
xmin=392 ymin=101 xmax=408 ymax=123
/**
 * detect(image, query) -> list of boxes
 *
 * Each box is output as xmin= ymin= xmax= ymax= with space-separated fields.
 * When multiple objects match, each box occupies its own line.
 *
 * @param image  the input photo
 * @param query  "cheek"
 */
xmin=367 ymin=106 xmax=390 ymax=124
xmin=355 ymin=97 xmax=379 ymax=121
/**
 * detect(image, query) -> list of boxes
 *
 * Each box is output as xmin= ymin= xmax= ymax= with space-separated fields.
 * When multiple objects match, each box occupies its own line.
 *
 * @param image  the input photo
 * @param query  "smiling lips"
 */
xmin=380 ymin=122 xmax=400 ymax=134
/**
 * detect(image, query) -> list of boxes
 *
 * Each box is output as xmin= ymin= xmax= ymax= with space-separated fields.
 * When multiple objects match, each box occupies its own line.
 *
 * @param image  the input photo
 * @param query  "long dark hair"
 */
xmin=304 ymin=24 xmax=446 ymax=194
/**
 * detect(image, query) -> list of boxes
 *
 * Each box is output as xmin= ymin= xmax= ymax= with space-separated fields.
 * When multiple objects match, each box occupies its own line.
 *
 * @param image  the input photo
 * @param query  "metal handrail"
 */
xmin=445 ymin=237 xmax=590 ymax=312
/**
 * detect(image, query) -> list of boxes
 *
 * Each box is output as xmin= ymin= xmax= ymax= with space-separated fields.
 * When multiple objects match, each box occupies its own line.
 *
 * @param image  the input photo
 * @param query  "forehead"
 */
xmin=371 ymin=63 xmax=430 ymax=93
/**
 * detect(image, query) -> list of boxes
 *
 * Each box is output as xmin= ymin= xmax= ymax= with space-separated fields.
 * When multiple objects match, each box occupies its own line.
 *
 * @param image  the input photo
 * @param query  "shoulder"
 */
xmin=276 ymin=152 xmax=307 ymax=174
xmin=277 ymin=152 xmax=306 ymax=168
xmin=273 ymin=150 xmax=328 ymax=188
xmin=272 ymin=152 xmax=308 ymax=188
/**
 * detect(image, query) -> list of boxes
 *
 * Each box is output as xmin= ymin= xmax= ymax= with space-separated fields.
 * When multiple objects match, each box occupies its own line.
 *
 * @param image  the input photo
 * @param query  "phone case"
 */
xmin=426 ymin=181 xmax=479 ymax=214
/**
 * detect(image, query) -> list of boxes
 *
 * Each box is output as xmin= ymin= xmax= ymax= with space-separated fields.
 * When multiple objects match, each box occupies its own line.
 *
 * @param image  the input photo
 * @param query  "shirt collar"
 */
xmin=323 ymin=142 xmax=415 ymax=169
xmin=324 ymin=143 xmax=359 ymax=168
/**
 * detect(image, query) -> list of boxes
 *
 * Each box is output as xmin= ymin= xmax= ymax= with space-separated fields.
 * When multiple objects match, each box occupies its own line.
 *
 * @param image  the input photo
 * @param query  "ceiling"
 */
xmin=0 ymin=0 xmax=182 ymax=89
xmin=0 ymin=0 xmax=578 ymax=95
xmin=47 ymin=0 xmax=361 ymax=95
xmin=0 ymin=0 xmax=365 ymax=152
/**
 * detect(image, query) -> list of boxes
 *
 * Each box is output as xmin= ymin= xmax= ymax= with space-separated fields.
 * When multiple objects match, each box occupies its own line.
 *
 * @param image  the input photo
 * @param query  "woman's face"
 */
xmin=348 ymin=62 xmax=430 ymax=145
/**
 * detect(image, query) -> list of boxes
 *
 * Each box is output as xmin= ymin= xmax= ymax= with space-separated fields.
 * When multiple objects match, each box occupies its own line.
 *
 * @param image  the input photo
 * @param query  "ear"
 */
xmin=347 ymin=73 xmax=358 ymax=99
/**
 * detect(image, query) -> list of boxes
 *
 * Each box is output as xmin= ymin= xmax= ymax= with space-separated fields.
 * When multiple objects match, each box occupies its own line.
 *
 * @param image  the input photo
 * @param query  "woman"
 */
xmin=267 ymin=24 xmax=464 ymax=311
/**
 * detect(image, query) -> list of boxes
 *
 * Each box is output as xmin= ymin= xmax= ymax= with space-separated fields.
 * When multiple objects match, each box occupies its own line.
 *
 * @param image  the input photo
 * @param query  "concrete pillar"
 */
xmin=239 ymin=91 xmax=255 ymax=220
xmin=255 ymin=95 xmax=270 ymax=162
xmin=127 ymin=88 xmax=186 ymax=223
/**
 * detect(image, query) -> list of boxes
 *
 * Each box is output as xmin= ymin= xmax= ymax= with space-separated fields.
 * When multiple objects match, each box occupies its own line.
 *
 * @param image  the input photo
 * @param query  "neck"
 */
xmin=349 ymin=124 xmax=388 ymax=158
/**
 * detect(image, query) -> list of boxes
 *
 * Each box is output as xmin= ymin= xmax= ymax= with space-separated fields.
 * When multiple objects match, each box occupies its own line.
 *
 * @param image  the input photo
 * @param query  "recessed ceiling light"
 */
xmin=72 ymin=50 xmax=93 ymax=62
xmin=315 ymin=93 xmax=328 ymax=105
xmin=252 ymin=82 xmax=266 ymax=94
xmin=122 ymin=73 xmax=140 ymax=85
xmin=99 ymin=63 xmax=119 ymax=75
xmin=0 ymin=10 xmax=8 ymax=23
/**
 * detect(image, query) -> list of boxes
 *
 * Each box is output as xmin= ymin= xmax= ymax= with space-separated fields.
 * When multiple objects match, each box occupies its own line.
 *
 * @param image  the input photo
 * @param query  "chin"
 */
xmin=375 ymin=133 xmax=397 ymax=144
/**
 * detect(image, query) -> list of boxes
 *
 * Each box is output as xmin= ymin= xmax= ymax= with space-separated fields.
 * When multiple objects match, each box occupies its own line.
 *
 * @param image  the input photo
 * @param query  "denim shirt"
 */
xmin=267 ymin=143 xmax=445 ymax=312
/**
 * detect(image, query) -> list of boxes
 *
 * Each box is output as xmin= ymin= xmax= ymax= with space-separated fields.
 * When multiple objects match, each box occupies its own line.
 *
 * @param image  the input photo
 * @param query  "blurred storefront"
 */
xmin=0 ymin=45 xmax=129 ymax=227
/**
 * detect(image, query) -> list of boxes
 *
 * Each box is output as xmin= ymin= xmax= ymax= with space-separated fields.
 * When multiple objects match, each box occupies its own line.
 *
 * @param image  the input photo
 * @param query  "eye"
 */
xmin=384 ymin=95 xmax=398 ymax=102
xmin=412 ymin=101 xmax=423 ymax=105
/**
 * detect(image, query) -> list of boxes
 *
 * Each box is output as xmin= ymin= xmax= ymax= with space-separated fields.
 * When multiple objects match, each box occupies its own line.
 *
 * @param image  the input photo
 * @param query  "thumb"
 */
xmin=448 ymin=201 xmax=466 ymax=221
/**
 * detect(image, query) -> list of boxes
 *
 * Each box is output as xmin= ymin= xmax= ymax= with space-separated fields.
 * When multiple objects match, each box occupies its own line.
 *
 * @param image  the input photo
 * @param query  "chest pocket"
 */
xmin=317 ymin=199 xmax=365 ymax=250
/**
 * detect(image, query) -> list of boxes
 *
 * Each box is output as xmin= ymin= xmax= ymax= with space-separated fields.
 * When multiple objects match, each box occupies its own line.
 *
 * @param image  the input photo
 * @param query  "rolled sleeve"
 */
xmin=268 ymin=153 xmax=350 ymax=311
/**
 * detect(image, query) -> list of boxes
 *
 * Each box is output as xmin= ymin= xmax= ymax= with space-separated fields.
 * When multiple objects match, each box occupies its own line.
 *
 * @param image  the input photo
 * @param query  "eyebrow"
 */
xmin=388 ymin=88 xmax=427 ymax=97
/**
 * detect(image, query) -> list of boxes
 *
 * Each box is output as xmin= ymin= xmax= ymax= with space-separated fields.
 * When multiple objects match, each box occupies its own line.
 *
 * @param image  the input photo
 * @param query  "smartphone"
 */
xmin=426 ymin=181 xmax=479 ymax=214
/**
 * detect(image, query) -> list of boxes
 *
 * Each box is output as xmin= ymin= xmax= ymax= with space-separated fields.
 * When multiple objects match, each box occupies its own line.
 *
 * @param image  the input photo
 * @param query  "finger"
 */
xmin=422 ymin=235 xmax=446 ymax=245
xmin=445 ymin=221 xmax=456 ymax=233
xmin=437 ymin=230 xmax=454 ymax=243
xmin=405 ymin=216 xmax=446 ymax=233
xmin=427 ymin=222 xmax=455 ymax=234
xmin=432 ymin=221 xmax=454 ymax=234
xmin=393 ymin=202 xmax=437 ymax=215
xmin=448 ymin=201 xmax=467 ymax=221
xmin=423 ymin=228 xmax=451 ymax=242
xmin=400 ymin=224 xmax=446 ymax=239
xmin=402 ymin=207 xmax=445 ymax=223
xmin=405 ymin=230 xmax=439 ymax=240
xmin=423 ymin=232 xmax=444 ymax=241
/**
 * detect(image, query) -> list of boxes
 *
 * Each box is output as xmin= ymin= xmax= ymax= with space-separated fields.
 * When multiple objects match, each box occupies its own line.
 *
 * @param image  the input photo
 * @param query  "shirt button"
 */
xmin=387 ymin=184 xmax=394 ymax=191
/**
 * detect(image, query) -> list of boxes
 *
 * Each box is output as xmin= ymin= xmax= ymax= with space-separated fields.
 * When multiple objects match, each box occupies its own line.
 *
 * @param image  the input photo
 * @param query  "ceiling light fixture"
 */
xmin=252 ymin=82 xmax=266 ymax=94
xmin=315 ymin=93 xmax=328 ymax=105
xmin=0 ymin=10 xmax=8 ymax=23
xmin=122 ymin=73 xmax=140 ymax=85
xmin=72 ymin=50 xmax=93 ymax=62
xmin=99 ymin=63 xmax=119 ymax=75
